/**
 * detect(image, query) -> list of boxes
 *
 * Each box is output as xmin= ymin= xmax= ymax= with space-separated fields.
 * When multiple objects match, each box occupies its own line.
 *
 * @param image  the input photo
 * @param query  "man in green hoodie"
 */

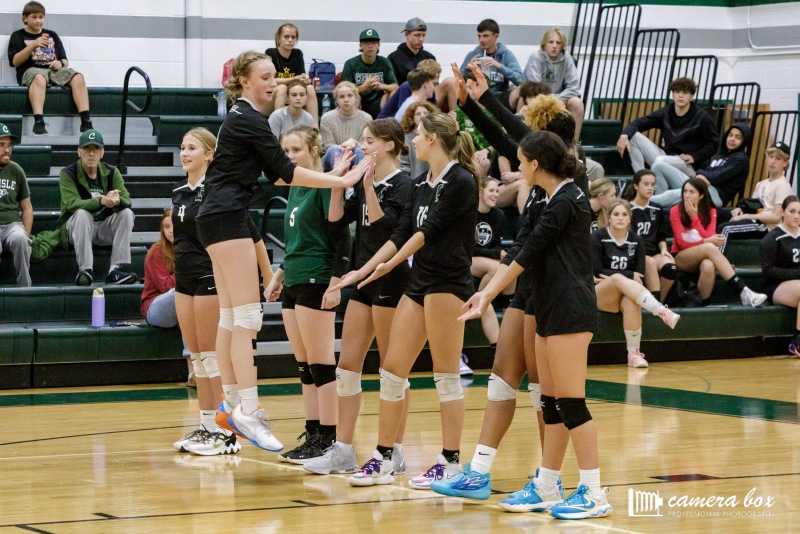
xmin=59 ymin=129 xmax=136 ymax=286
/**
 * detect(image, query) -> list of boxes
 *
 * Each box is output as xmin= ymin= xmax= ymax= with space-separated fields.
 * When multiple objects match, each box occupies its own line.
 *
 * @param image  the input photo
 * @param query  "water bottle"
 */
xmin=216 ymin=90 xmax=227 ymax=117
xmin=92 ymin=288 xmax=105 ymax=328
xmin=322 ymin=94 xmax=331 ymax=115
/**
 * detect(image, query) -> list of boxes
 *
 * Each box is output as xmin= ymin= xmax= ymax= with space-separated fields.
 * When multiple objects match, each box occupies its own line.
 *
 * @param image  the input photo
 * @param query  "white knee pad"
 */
xmin=434 ymin=372 xmax=463 ymax=402
xmin=190 ymin=352 xmax=208 ymax=379
xmin=487 ymin=373 xmax=517 ymax=402
xmin=528 ymin=382 xmax=542 ymax=411
xmin=379 ymin=369 xmax=407 ymax=402
xmin=405 ymin=378 xmax=411 ymax=390
xmin=336 ymin=368 xmax=362 ymax=397
xmin=232 ymin=303 xmax=263 ymax=331
xmin=219 ymin=308 xmax=234 ymax=331
xmin=201 ymin=351 xmax=219 ymax=378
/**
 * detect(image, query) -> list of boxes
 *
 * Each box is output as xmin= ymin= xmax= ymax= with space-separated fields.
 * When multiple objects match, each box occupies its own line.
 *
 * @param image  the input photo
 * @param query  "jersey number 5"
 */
xmin=289 ymin=206 xmax=299 ymax=227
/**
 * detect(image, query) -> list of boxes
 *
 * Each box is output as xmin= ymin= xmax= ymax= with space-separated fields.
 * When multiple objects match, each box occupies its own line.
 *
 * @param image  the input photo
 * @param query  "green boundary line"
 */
xmin=1 ymin=376 xmax=797 ymax=424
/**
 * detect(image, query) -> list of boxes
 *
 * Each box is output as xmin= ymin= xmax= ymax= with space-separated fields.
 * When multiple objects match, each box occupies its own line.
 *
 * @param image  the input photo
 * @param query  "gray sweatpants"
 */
xmin=0 ymin=222 xmax=32 ymax=286
xmin=628 ymin=132 xmax=697 ymax=178
xmin=66 ymin=209 xmax=134 ymax=271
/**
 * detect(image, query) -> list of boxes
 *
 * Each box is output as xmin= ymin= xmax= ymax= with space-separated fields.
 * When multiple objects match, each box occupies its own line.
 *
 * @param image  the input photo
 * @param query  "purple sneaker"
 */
xmin=348 ymin=450 xmax=394 ymax=486
xmin=409 ymin=454 xmax=461 ymax=489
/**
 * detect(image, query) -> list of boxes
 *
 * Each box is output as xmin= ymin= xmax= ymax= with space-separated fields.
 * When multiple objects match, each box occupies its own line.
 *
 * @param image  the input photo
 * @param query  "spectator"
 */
xmin=515 ymin=81 xmax=552 ymax=114
xmin=265 ymin=23 xmax=318 ymax=123
xmin=341 ymin=28 xmax=399 ymax=119
xmin=394 ymin=69 xmax=436 ymax=121
xmin=0 ymin=123 xmax=32 ymax=286
xmin=268 ymin=79 xmax=315 ymax=138
xmin=388 ymin=18 xmax=436 ymax=86
xmin=7 ymin=1 xmax=92 ymax=135
xmin=57 ymin=129 xmax=136 ymax=286
xmin=517 ymin=28 xmax=584 ymax=140
xmin=141 ymin=209 xmax=177 ymax=327
xmin=380 ymin=59 xmax=444 ymax=119
xmin=399 ymin=100 xmax=436 ymax=178
xmin=319 ymin=81 xmax=371 ymax=171
xmin=459 ymin=19 xmax=524 ymax=110
xmin=616 ymin=77 xmax=718 ymax=175
xmin=589 ymin=178 xmax=616 ymax=232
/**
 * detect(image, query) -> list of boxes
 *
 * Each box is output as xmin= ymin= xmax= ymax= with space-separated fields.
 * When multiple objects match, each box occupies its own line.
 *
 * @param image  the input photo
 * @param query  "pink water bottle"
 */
xmin=92 ymin=288 xmax=105 ymax=328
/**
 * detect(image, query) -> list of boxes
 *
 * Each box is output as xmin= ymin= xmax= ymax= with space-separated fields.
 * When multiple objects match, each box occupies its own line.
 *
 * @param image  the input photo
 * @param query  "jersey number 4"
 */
xmin=177 ymin=205 xmax=186 ymax=222
xmin=611 ymin=256 xmax=628 ymax=270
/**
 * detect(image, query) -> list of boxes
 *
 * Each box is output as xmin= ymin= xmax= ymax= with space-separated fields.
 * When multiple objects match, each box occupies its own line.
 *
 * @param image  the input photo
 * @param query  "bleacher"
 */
xmin=1 ymin=2 xmax=798 ymax=390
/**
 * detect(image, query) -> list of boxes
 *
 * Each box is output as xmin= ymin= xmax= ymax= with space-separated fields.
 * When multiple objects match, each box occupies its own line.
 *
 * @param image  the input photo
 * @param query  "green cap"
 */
xmin=0 ymin=123 xmax=19 ymax=143
xmin=79 ymin=129 xmax=104 ymax=148
xmin=359 ymin=28 xmax=380 ymax=41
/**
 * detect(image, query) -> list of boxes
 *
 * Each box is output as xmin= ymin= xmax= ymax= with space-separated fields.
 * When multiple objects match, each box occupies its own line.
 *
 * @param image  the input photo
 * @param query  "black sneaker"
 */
xmin=75 ymin=269 xmax=93 ymax=286
xmin=106 ymin=268 xmax=137 ymax=285
xmin=277 ymin=431 xmax=325 ymax=465
xmin=32 ymin=122 xmax=48 ymax=135
xmin=80 ymin=121 xmax=93 ymax=133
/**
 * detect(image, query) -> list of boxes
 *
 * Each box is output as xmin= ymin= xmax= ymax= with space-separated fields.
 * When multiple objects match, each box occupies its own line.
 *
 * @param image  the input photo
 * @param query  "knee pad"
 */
xmin=434 ymin=372 xmax=463 ymax=402
xmin=200 ymin=351 xmax=219 ymax=378
xmin=556 ymin=397 xmax=593 ymax=430
xmin=528 ymin=382 xmax=542 ymax=411
xmin=659 ymin=263 xmax=678 ymax=280
xmin=309 ymin=363 xmax=337 ymax=388
xmin=298 ymin=363 xmax=314 ymax=385
xmin=219 ymin=308 xmax=234 ymax=331
xmin=487 ymin=373 xmax=517 ymax=402
xmin=190 ymin=352 xmax=208 ymax=379
xmin=336 ymin=368 xmax=362 ymax=397
xmin=541 ymin=394 xmax=562 ymax=424
xmin=379 ymin=369 xmax=407 ymax=402
xmin=405 ymin=379 xmax=411 ymax=390
xmin=232 ymin=303 xmax=263 ymax=331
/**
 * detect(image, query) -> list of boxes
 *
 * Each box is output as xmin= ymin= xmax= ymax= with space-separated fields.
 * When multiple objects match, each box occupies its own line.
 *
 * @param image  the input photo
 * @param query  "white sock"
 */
xmin=109 ymin=264 xmax=119 ymax=273
xmin=393 ymin=443 xmax=403 ymax=453
xmin=336 ymin=441 xmax=354 ymax=451
xmin=222 ymin=384 xmax=240 ymax=407
xmin=471 ymin=444 xmax=497 ymax=474
xmin=528 ymin=383 xmax=542 ymax=411
xmin=537 ymin=466 xmax=560 ymax=490
xmin=624 ymin=329 xmax=642 ymax=352
xmin=200 ymin=410 xmax=217 ymax=431
xmin=637 ymin=290 xmax=665 ymax=315
xmin=579 ymin=468 xmax=602 ymax=495
xmin=239 ymin=386 xmax=260 ymax=415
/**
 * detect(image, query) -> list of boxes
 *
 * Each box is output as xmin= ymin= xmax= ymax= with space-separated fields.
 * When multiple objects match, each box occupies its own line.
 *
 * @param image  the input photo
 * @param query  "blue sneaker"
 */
xmin=789 ymin=336 xmax=800 ymax=357
xmin=508 ymin=469 xmax=563 ymax=500
xmin=498 ymin=474 xmax=564 ymax=512
xmin=430 ymin=463 xmax=491 ymax=500
xmin=550 ymin=483 xmax=612 ymax=520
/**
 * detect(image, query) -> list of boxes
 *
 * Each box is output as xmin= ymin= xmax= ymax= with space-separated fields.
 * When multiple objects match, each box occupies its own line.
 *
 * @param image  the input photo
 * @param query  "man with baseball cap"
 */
xmin=57 ymin=128 xmax=136 ymax=285
xmin=388 ymin=17 xmax=436 ymax=86
xmin=341 ymin=28 xmax=399 ymax=119
xmin=0 ymin=122 xmax=33 ymax=286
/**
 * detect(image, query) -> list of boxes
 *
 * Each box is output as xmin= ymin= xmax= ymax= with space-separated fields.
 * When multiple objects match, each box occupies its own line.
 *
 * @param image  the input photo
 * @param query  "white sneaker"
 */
xmin=229 ymin=405 xmax=284 ymax=452
xmin=627 ymin=349 xmax=649 ymax=368
xmin=459 ymin=354 xmax=473 ymax=376
xmin=409 ymin=454 xmax=461 ymax=489
xmin=348 ymin=450 xmax=395 ymax=486
xmin=741 ymin=287 xmax=767 ymax=307
xmin=657 ymin=306 xmax=681 ymax=329
xmin=304 ymin=442 xmax=358 ymax=474
xmin=185 ymin=430 xmax=242 ymax=456
xmin=393 ymin=444 xmax=407 ymax=474
xmin=173 ymin=428 xmax=206 ymax=452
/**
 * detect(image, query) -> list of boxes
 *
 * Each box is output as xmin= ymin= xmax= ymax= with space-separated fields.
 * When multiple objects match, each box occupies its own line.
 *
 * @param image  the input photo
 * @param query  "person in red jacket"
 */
xmin=141 ymin=209 xmax=176 ymax=324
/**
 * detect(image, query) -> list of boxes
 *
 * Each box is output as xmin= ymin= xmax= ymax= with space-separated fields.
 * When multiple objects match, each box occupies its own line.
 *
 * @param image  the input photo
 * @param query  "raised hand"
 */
xmin=466 ymin=63 xmax=490 ymax=101
xmin=450 ymin=62 xmax=468 ymax=104
xmin=330 ymin=147 xmax=355 ymax=177
xmin=342 ymin=154 xmax=375 ymax=188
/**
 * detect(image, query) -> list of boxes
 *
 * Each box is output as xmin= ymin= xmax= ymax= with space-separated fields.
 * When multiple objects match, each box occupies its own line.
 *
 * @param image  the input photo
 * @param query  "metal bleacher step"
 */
xmin=256 ymin=339 xmax=342 ymax=357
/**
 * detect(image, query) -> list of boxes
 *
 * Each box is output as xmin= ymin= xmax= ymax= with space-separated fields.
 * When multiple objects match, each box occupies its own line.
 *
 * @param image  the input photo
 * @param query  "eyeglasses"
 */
xmin=0 ymin=143 xmax=12 ymax=151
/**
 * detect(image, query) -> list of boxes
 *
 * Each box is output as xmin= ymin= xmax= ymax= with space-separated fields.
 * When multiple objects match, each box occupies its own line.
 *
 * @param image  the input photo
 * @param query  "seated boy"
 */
xmin=394 ymin=69 xmax=436 ymax=120
xmin=7 ymin=1 xmax=93 ymax=135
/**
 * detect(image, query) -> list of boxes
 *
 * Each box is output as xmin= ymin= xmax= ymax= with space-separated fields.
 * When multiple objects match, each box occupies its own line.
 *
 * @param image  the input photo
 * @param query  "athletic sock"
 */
xmin=537 ymin=466 xmax=560 ymax=490
xmin=637 ymin=290 xmax=665 ymax=315
xmin=726 ymin=274 xmax=746 ymax=293
xmin=376 ymin=445 xmax=393 ymax=460
xmin=33 ymin=114 xmax=44 ymax=124
xmin=624 ymin=329 xmax=642 ymax=352
xmin=200 ymin=410 xmax=217 ymax=431
xmin=79 ymin=110 xmax=92 ymax=124
xmin=393 ymin=442 xmax=403 ymax=453
xmin=471 ymin=444 xmax=497 ymax=474
xmin=335 ymin=441 xmax=354 ymax=451
xmin=305 ymin=419 xmax=320 ymax=436
xmin=442 ymin=449 xmax=460 ymax=464
xmin=239 ymin=386 xmax=259 ymax=415
xmin=222 ymin=384 xmax=240 ymax=407
xmin=528 ymin=383 xmax=542 ymax=411
xmin=579 ymin=468 xmax=602 ymax=496
xmin=318 ymin=424 xmax=336 ymax=447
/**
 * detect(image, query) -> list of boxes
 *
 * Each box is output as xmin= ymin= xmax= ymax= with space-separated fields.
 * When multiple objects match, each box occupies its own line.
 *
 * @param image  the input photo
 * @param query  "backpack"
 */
xmin=221 ymin=58 xmax=234 ymax=87
xmin=309 ymin=59 xmax=336 ymax=91
xmin=665 ymin=276 xmax=703 ymax=308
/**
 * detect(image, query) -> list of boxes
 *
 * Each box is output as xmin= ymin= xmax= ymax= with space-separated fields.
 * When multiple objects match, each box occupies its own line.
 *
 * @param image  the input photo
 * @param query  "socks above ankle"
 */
xmin=537 ymin=466 xmax=560 ymax=490
xmin=624 ymin=329 xmax=642 ymax=351
xmin=222 ymin=384 xmax=240 ymax=407
xmin=376 ymin=445 xmax=393 ymax=460
xmin=471 ymin=444 xmax=497 ymax=474
xmin=441 ymin=449 xmax=460 ymax=464
xmin=239 ymin=386 xmax=259 ymax=415
xmin=33 ymin=114 xmax=44 ymax=124
xmin=726 ymin=274 xmax=746 ymax=293
xmin=579 ymin=468 xmax=602 ymax=495
xmin=637 ymin=290 xmax=665 ymax=315
xmin=200 ymin=409 xmax=216 ymax=431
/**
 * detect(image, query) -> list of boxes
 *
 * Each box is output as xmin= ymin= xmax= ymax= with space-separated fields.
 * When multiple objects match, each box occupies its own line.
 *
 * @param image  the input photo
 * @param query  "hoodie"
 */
xmin=698 ymin=123 xmax=751 ymax=206
xmin=460 ymin=43 xmax=524 ymax=95
xmin=388 ymin=43 xmax=436 ymax=86
xmin=523 ymin=49 xmax=581 ymax=100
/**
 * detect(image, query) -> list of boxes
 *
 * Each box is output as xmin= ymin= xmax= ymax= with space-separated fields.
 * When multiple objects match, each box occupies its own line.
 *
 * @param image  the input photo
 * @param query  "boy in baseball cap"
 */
xmin=341 ymin=28 xmax=399 ymax=119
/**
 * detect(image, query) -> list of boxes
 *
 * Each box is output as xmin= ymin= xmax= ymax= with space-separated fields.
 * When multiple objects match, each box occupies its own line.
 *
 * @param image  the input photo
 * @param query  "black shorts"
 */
xmin=175 ymin=273 xmax=218 ymax=296
xmin=197 ymin=209 xmax=261 ymax=248
xmin=404 ymin=282 xmax=474 ymax=307
xmin=508 ymin=285 xmax=532 ymax=311
xmin=763 ymin=282 xmax=779 ymax=304
xmin=349 ymin=263 xmax=409 ymax=308
xmin=282 ymin=283 xmax=331 ymax=311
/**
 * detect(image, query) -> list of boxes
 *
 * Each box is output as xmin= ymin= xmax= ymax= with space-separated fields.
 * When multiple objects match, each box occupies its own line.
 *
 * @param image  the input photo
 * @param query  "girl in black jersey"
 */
xmin=592 ymin=198 xmax=681 ymax=369
xmin=589 ymin=178 xmax=615 ymax=232
xmin=264 ymin=23 xmax=318 ymax=122
xmin=622 ymin=170 xmax=676 ymax=301
xmin=330 ymin=112 xmax=479 ymax=489
xmin=760 ymin=196 xmax=800 ymax=355
xmin=196 ymin=51 xmax=373 ymax=453
xmin=304 ymin=119 xmax=413 ymax=476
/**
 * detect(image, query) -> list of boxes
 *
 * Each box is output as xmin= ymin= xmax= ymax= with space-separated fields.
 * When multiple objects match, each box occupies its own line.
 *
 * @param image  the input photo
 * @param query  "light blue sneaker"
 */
xmin=508 ymin=469 xmax=563 ymax=500
xmin=430 ymin=463 xmax=491 ymax=500
xmin=499 ymin=474 xmax=564 ymax=512
xmin=550 ymin=483 xmax=612 ymax=520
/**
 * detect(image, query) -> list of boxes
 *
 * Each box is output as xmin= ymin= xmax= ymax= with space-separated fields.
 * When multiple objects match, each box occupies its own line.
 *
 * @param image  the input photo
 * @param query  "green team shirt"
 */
xmin=0 ymin=161 xmax=30 ymax=225
xmin=341 ymin=55 xmax=397 ymax=109
xmin=456 ymin=107 xmax=493 ymax=152
xmin=282 ymin=186 xmax=335 ymax=287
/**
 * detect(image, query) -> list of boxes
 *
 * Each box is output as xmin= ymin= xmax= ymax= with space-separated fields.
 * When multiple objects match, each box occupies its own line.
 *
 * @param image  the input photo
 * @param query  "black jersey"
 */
xmin=335 ymin=169 xmax=412 ymax=269
xmin=515 ymin=180 xmax=596 ymax=336
xmin=474 ymin=207 xmax=506 ymax=259
xmin=172 ymin=178 xmax=213 ymax=281
xmin=631 ymin=201 xmax=666 ymax=255
xmin=590 ymin=208 xmax=600 ymax=233
xmin=390 ymin=162 xmax=478 ymax=294
xmin=761 ymin=226 xmax=800 ymax=284
xmin=198 ymin=99 xmax=296 ymax=218
xmin=503 ymin=186 xmax=547 ymax=294
xmin=591 ymin=228 xmax=646 ymax=280
xmin=265 ymin=47 xmax=306 ymax=79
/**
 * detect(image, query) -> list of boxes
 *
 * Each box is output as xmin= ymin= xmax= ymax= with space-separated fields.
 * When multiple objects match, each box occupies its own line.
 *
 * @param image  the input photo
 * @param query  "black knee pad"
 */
xmin=659 ymin=263 xmax=678 ymax=280
xmin=556 ymin=397 xmax=592 ymax=430
xmin=298 ymin=363 xmax=314 ymax=385
xmin=541 ymin=394 xmax=562 ymax=425
xmin=309 ymin=363 xmax=337 ymax=388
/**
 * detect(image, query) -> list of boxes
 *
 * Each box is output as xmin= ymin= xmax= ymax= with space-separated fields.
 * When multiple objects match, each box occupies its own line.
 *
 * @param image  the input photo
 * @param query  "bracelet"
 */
xmin=60 ymin=59 xmax=67 ymax=66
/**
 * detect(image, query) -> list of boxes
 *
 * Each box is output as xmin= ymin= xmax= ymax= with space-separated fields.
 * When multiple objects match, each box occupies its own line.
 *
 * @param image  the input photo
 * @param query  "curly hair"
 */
xmin=522 ymin=94 xmax=566 ymax=132
xmin=400 ymin=100 xmax=437 ymax=133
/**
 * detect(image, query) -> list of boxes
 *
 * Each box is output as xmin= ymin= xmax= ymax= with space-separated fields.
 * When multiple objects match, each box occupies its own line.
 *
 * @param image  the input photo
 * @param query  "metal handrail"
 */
xmin=116 ymin=66 xmax=152 ymax=174
xmin=261 ymin=195 xmax=288 ymax=250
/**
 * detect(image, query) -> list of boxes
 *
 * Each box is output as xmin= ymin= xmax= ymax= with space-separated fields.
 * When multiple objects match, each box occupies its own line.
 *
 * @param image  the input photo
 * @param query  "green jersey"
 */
xmin=0 ymin=161 xmax=30 ymax=225
xmin=282 ymin=186 xmax=336 ymax=287
xmin=341 ymin=55 xmax=397 ymax=115
xmin=456 ymin=107 xmax=493 ymax=152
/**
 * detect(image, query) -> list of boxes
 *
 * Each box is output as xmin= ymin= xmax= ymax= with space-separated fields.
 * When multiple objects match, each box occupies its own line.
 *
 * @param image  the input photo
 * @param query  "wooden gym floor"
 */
xmin=1 ymin=356 xmax=798 ymax=533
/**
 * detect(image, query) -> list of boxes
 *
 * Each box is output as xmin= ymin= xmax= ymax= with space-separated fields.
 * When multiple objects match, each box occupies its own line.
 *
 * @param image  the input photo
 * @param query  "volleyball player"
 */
xmin=196 ymin=50 xmax=373 ymax=453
